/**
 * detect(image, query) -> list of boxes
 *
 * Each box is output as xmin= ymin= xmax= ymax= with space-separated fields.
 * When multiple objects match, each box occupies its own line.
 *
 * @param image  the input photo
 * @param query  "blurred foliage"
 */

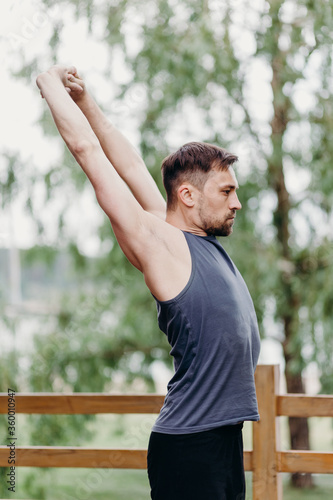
xmin=1 ymin=1 xmax=333 ymax=493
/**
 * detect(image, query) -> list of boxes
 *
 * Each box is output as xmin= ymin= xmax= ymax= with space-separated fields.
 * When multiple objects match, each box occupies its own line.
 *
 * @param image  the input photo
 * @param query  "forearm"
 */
xmin=36 ymin=71 xmax=98 ymax=171
xmin=76 ymin=92 xmax=142 ymax=169
xmin=75 ymin=91 xmax=166 ymax=217
xmin=37 ymin=69 xmax=143 ymax=239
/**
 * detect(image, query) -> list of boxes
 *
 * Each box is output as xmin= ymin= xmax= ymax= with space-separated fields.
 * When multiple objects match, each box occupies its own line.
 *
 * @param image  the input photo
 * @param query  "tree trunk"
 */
xmin=269 ymin=45 xmax=314 ymax=488
xmin=283 ymin=336 xmax=314 ymax=488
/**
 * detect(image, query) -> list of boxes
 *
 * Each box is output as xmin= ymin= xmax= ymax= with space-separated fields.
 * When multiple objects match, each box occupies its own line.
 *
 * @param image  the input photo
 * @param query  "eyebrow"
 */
xmin=219 ymin=183 xmax=239 ymax=190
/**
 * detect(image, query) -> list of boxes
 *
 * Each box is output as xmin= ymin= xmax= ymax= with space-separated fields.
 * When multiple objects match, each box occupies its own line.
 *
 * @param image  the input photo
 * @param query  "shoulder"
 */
xmin=138 ymin=215 xmax=193 ymax=302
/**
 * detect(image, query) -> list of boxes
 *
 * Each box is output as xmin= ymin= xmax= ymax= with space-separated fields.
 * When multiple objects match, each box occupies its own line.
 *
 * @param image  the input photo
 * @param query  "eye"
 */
xmin=222 ymin=190 xmax=231 ymax=195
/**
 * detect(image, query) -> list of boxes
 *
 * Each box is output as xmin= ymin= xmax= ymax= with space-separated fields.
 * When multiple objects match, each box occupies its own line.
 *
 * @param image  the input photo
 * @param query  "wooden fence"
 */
xmin=0 ymin=365 xmax=333 ymax=499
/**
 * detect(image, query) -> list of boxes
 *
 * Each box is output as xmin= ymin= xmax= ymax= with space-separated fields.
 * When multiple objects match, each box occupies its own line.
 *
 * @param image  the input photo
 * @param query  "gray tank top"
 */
xmin=152 ymin=231 xmax=260 ymax=434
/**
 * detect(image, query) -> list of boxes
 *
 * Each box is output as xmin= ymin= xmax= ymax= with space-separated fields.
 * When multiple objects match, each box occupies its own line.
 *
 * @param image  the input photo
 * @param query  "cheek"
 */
xmin=214 ymin=197 xmax=227 ymax=210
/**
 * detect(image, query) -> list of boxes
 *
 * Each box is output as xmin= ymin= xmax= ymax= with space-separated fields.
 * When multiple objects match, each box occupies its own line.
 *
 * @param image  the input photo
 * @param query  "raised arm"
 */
xmin=64 ymin=68 xmax=166 ymax=219
xmin=36 ymin=65 xmax=155 ymax=272
xmin=36 ymin=65 xmax=191 ymax=303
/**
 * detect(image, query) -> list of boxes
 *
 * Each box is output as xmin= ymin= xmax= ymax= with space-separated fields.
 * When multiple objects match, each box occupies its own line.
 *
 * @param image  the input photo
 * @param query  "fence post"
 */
xmin=252 ymin=364 xmax=282 ymax=500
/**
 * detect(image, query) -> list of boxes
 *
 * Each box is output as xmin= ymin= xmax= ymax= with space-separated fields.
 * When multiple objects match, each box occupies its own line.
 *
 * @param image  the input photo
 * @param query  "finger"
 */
xmin=67 ymin=65 xmax=78 ymax=77
xmin=40 ymin=90 xmax=44 ymax=99
xmin=67 ymin=73 xmax=84 ymax=87
xmin=65 ymin=86 xmax=71 ymax=94
xmin=66 ymin=81 xmax=83 ymax=93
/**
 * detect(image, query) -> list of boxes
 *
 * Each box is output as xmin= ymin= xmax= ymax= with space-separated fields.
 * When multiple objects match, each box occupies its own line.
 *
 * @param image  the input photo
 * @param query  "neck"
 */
xmin=166 ymin=209 xmax=207 ymax=236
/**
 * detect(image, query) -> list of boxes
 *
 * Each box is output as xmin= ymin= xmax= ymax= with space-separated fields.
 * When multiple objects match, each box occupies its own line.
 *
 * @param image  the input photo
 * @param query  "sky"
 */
xmin=0 ymin=1 xmax=113 ymax=251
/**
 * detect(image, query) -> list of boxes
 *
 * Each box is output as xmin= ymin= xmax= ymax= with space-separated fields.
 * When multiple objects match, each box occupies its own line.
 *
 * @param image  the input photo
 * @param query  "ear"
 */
xmin=177 ymin=184 xmax=197 ymax=207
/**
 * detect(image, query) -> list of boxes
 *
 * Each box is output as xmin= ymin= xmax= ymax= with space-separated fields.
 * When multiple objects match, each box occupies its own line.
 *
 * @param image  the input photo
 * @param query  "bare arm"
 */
xmin=36 ymin=66 xmax=191 ymax=303
xmin=36 ymin=66 xmax=154 ymax=271
xmin=65 ymin=70 xmax=166 ymax=219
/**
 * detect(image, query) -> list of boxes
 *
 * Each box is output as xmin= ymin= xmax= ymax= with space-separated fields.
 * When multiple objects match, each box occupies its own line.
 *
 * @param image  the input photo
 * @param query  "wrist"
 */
xmin=47 ymin=66 xmax=66 ymax=85
xmin=74 ymin=88 xmax=92 ymax=108
xmin=36 ymin=71 xmax=54 ymax=90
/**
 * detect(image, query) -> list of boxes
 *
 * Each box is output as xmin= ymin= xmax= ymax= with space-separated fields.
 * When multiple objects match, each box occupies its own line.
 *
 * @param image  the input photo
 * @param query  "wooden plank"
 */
xmin=277 ymin=395 xmax=333 ymax=417
xmin=278 ymin=451 xmax=333 ymax=474
xmin=0 ymin=445 xmax=253 ymax=470
xmin=3 ymin=392 xmax=332 ymax=416
xmin=0 ymin=446 xmax=148 ymax=469
xmin=252 ymin=365 xmax=282 ymax=500
xmin=0 ymin=394 xmax=165 ymax=414
xmin=244 ymin=451 xmax=252 ymax=471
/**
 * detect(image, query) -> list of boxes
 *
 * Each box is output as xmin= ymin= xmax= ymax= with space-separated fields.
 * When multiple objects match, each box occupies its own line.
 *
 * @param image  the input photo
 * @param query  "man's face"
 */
xmin=197 ymin=167 xmax=242 ymax=237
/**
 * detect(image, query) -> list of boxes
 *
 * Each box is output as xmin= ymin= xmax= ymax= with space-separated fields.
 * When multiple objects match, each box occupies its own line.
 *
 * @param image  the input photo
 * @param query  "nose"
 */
xmin=230 ymin=191 xmax=242 ymax=211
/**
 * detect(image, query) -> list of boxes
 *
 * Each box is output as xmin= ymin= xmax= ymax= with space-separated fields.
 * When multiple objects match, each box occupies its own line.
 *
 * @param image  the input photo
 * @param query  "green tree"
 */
xmin=2 ymin=0 xmax=333 ymax=490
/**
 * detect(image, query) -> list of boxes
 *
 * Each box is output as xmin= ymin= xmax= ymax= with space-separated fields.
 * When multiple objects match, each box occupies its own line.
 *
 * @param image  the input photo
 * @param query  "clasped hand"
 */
xmin=37 ymin=65 xmax=85 ymax=100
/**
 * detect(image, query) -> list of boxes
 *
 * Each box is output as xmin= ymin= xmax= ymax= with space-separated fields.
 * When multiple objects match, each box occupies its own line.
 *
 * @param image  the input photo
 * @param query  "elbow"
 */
xmin=70 ymin=136 xmax=99 ymax=162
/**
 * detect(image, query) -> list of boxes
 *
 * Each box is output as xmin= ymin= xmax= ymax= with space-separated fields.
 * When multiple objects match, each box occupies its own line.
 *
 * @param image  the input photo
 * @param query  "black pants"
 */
xmin=147 ymin=423 xmax=245 ymax=500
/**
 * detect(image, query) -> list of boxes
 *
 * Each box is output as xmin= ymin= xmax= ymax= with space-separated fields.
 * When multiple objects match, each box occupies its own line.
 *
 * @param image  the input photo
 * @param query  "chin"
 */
xmin=202 ymin=217 xmax=235 ymax=237
xmin=208 ymin=227 xmax=233 ymax=237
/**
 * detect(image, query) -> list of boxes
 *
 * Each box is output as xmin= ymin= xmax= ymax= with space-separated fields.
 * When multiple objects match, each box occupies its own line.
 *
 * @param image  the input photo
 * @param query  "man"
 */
xmin=36 ymin=65 xmax=260 ymax=500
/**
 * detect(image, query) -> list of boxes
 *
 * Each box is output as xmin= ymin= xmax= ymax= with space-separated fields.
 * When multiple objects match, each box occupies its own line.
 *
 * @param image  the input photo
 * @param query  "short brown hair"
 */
xmin=161 ymin=142 xmax=238 ymax=210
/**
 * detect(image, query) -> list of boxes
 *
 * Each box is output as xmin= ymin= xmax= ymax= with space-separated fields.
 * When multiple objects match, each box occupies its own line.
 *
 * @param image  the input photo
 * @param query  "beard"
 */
xmin=199 ymin=210 xmax=236 ymax=237
xmin=202 ymin=219 xmax=234 ymax=237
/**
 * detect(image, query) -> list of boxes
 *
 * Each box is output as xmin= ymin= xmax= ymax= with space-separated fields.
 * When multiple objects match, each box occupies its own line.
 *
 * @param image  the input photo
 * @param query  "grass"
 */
xmin=245 ymin=473 xmax=333 ymax=500
xmin=9 ymin=468 xmax=333 ymax=499
xmin=20 ymin=468 xmax=151 ymax=499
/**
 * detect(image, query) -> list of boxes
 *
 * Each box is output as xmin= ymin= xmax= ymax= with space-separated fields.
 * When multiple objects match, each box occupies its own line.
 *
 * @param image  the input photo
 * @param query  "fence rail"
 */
xmin=0 ymin=394 xmax=165 ymax=415
xmin=1 ymin=365 xmax=333 ymax=499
